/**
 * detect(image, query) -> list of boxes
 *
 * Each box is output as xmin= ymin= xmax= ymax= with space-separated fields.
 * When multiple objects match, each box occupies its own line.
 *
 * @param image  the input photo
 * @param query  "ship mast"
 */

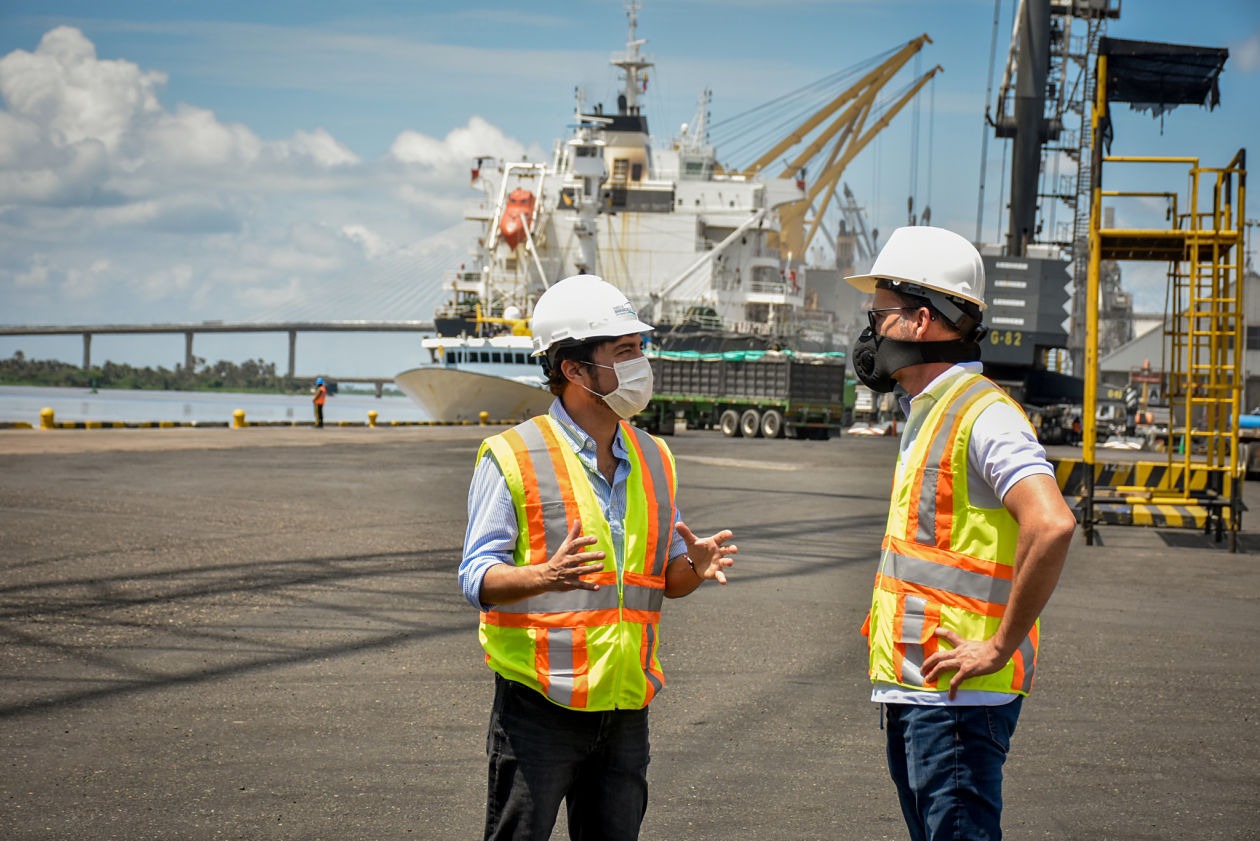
xmin=612 ymin=0 xmax=652 ymax=116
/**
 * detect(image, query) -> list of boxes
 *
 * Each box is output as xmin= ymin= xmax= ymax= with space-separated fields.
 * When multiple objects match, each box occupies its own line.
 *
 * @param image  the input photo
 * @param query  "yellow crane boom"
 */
xmin=731 ymin=34 xmax=939 ymax=262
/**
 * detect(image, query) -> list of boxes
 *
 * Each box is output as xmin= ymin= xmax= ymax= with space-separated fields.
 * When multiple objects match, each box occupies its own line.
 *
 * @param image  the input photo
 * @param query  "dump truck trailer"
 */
xmin=636 ymin=350 xmax=850 ymax=440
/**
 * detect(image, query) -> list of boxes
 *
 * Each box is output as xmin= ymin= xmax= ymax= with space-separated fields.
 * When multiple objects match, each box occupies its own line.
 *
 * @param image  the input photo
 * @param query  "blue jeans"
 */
xmin=883 ymin=698 xmax=1023 ymax=841
xmin=484 ymin=675 xmax=650 ymax=841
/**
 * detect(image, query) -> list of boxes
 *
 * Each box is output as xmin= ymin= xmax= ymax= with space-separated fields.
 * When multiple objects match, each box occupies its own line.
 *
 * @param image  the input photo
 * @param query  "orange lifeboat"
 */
xmin=499 ymin=188 xmax=536 ymax=250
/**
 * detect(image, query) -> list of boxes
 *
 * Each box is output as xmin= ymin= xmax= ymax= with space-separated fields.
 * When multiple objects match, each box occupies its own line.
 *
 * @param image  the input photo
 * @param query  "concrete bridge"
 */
xmin=0 ymin=321 xmax=435 ymax=386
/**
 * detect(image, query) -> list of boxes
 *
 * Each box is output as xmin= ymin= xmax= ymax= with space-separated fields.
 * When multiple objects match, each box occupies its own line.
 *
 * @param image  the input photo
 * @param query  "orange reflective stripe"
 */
xmin=921 ymin=601 xmax=942 ymax=689
xmin=1011 ymin=622 xmax=1037 ymax=693
xmin=622 ymin=571 xmax=665 ymax=590
xmin=890 ymin=597 xmax=907 ymax=680
xmin=503 ymin=427 xmax=549 ymax=565
xmin=622 ymin=423 xmax=660 ymax=574
xmin=620 ymin=608 xmax=662 ymax=625
xmin=535 ymin=627 xmax=551 ymax=698
xmin=932 ymin=407 xmax=970 ymax=547
xmin=484 ymin=608 xmax=624 ymax=629
xmin=905 ymin=464 xmax=924 ymax=546
xmin=482 ymin=607 xmax=663 ymax=630
xmin=583 ymin=571 xmax=619 ymax=587
xmin=641 ymin=622 xmax=662 ymax=703
xmin=570 ymin=627 xmax=590 ymax=708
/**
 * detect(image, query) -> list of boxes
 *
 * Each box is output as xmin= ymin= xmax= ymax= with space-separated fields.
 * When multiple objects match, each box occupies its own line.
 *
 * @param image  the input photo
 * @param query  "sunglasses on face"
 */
xmin=866 ymin=306 xmax=916 ymax=333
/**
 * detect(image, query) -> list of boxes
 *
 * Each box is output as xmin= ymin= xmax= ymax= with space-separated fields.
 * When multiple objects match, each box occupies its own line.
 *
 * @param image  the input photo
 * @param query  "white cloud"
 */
xmin=278 ymin=128 xmax=359 ymax=167
xmin=0 ymin=27 xmax=165 ymax=154
xmin=341 ymin=224 xmax=389 ymax=259
xmin=0 ymin=136 xmax=109 ymax=204
xmin=13 ymin=257 xmax=52 ymax=289
xmin=142 ymin=103 xmax=263 ymax=171
xmin=0 ymin=25 xmax=532 ymax=355
xmin=390 ymin=115 xmax=526 ymax=170
xmin=1233 ymin=30 xmax=1260 ymax=72
xmin=236 ymin=276 xmax=304 ymax=310
xmin=60 ymin=260 xmax=112 ymax=301
xmin=130 ymin=263 xmax=192 ymax=303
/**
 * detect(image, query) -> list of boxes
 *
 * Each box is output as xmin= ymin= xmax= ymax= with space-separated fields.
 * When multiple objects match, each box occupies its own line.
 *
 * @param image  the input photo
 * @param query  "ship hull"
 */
xmin=394 ymin=367 xmax=553 ymax=423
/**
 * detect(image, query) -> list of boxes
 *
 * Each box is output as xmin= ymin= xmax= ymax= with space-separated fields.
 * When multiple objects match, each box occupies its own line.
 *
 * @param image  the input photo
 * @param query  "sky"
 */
xmin=0 ymin=0 xmax=1257 ymax=379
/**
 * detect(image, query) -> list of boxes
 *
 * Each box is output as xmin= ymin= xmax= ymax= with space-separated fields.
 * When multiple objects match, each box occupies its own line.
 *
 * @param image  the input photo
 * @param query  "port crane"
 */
xmin=722 ymin=34 xmax=941 ymax=266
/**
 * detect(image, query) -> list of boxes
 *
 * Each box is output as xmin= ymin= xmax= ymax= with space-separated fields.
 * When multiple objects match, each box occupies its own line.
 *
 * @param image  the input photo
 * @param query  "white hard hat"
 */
xmin=530 ymin=274 xmax=654 ymax=357
xmin=845 ymin=226 xmax=986 ymax=310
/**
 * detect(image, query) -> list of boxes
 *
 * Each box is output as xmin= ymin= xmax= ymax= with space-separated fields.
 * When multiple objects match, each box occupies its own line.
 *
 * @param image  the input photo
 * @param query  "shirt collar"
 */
xmin=547 ymin=398 xmax=629 ymax=462
xmin=898 ymin=360 xmax=984 ymax=415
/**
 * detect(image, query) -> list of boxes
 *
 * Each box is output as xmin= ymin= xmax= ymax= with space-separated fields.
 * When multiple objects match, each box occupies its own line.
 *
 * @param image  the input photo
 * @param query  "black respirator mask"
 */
xmin=850 ymin=327 xmax=983 ymax=393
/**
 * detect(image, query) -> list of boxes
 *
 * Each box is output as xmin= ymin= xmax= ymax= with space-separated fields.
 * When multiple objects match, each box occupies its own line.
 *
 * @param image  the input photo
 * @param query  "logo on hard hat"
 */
xmin=613 ymin=302 xmax=637 ymax=319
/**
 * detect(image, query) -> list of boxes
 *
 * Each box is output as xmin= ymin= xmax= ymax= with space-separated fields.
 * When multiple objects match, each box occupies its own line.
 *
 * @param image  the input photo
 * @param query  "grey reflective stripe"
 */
xmin=916 ymin=468 xmax=942 ymax=544
xmin=627 ymin=425 xmax=673 ymax=576
xmin=545 ymin=628 xmax=576 ymax=706
xmin=643 ymin=623 xmax=663 ymax=695
xmin=884 ymin=551 xmax=1012 ymax=606
xmin=496 ymin=583 xmax=661 ymax=616
xmin=899 ymin=595 xmax=927 ymax=686
xmin=623 ymin=583 xmax=664 ymax=614
xmin=494 ymin=585 xmax=622 ymax=615
xmin=1017 ymin=635 xmax=1036 ymax=692
xmin=515 ymin=420 xmax=570 ymax=553
xmin=915 ymin=377 xmax=994 ymax=544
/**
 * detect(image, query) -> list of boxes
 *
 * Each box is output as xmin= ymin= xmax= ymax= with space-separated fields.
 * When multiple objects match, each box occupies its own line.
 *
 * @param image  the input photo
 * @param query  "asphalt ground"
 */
xmin=0 ymin=426 xmax=1256 ymax=840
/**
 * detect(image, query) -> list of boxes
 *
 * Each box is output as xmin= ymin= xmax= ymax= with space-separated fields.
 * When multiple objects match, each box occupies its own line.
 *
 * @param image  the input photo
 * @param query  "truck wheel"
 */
xmin=740 ymin=409 xmax=762 ymax=438
xmin=760 ymin=409 xmax=785 ymax=439
xmin=719 ymin=409 xmax=742 ymax=437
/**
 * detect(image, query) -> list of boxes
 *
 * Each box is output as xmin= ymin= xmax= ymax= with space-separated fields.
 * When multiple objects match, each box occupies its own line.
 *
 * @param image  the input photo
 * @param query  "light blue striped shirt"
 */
xmin=459 ymin=399 xmax=686 ymax=610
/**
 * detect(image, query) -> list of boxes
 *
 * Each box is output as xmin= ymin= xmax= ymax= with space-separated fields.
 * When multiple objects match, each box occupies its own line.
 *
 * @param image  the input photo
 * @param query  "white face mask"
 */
xmin=584 ymin=355 xmax=654 ymax=418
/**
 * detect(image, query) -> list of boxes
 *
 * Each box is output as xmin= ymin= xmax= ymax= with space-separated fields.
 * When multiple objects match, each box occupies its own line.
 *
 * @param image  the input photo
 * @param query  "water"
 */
xmin=0 ymin=385 xmax=431 ymax=425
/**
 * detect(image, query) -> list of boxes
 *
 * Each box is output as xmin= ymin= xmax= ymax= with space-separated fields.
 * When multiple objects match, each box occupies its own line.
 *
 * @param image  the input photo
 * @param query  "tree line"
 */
xmin=0 ymin=351 xmax=311 ymax=393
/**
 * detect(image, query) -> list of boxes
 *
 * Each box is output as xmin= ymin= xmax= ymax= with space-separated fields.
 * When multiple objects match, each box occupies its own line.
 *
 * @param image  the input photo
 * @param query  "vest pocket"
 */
xmin=896 ymin=595 xmax=942 ymax=687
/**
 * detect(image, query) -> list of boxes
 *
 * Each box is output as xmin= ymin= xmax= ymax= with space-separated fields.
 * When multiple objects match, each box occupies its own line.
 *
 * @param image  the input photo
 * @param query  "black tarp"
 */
xmin=1100 ymin=36 xmax=1228 ymax=113
xmin=1096 ymin=37 xmax=1229 ymax=157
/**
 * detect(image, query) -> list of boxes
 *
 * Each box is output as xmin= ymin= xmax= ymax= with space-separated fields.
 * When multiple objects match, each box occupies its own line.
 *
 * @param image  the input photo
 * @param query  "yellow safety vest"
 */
xmin=477 ymin=415 xmax=678 ymax=711
xmin=864 ymin=372 xmax=1038 ymax=696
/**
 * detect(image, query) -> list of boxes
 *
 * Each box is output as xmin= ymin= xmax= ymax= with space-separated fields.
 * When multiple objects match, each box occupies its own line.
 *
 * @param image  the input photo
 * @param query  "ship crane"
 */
xmin=728 ymin=34 xmax=942 ymax=263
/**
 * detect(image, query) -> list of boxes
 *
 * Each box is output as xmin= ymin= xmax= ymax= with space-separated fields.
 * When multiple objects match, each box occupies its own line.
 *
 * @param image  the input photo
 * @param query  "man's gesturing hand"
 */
xmin=675 ymin=521 xmax=737 ymax=584
xmin=539 ymin=518 xmax=606 ymax=592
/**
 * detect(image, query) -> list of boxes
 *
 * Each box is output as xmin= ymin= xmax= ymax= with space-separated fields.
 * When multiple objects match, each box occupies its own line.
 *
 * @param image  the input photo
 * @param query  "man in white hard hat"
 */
xmin=845 ymin=227 xmax=1076 ymax=841
xmin=458 ymin=274 xmax=738 ymax=841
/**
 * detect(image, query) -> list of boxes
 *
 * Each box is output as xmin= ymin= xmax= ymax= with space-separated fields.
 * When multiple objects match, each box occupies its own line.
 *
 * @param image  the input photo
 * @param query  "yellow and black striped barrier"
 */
xmin=1049 ymin=456 xmax=1237 ymax=535
xmin=1049 ymin=457 xmax=1221 ymax=497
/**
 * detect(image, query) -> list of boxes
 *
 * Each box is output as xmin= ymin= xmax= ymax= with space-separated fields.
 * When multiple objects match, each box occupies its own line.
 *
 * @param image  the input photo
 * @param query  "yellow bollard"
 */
xmin=40 ymin=407 xmax=55 ymax=430
xmin=232 ymin=409 xmax=246 ymax=429
xmin=479 ymin=410 xmax=490 ymax=426
xmin=367 ymin=410 xmax=378 ymax=428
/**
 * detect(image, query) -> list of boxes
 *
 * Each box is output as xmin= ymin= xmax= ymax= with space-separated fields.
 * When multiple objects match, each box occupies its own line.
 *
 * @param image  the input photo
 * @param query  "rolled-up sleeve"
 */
xmin=459 ymin=452 xmax=519 ymax=610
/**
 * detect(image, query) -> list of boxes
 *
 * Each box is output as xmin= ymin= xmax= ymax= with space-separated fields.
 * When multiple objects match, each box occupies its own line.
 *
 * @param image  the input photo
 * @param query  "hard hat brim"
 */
xmin=843 ymin=272 xmax=882 ymax=294
xmin=529 ymin=319 xmax=655 ymax=357
xmin=844 ymin=272 xmax=985 ymax=310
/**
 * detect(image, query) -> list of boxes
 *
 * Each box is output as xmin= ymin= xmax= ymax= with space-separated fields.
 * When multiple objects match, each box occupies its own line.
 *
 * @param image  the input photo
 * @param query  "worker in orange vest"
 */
xmin=312 ymin=377 xmax=327 ymax=428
